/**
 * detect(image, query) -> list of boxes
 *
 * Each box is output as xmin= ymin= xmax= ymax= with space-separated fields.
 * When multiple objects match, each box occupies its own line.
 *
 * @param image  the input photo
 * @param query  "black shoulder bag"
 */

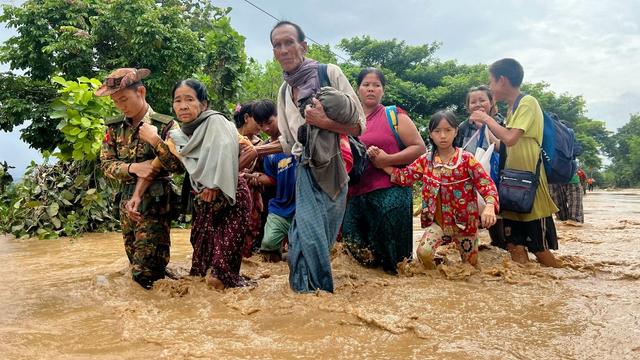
xmin=498 ymin=94 xmax=540 ymax=214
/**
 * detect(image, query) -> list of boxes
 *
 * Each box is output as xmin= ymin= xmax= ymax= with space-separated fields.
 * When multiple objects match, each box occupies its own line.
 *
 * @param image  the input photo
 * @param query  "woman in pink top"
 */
xmin=342 ymin=68 xmax=426 ymax=274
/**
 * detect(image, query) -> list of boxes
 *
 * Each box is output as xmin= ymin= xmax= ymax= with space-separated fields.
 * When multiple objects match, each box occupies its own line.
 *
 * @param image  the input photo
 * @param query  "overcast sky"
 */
xmin=1 ymin=0 xmax=639 ymax=177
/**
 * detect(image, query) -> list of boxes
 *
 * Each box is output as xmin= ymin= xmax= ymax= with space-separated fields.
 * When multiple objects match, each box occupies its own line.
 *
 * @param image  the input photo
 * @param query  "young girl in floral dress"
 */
xmin=368 ymin=110 xmax=499 ymax=267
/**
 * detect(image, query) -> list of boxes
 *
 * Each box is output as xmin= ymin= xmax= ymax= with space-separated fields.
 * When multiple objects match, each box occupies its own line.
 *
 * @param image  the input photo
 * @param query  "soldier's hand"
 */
xmin=131 ymin=160 xmax=159 ymax=179
xmin=125 ymin=196 xmax=143 ymax=223
xmin=139 ymin=123 xmax=161 ymax=146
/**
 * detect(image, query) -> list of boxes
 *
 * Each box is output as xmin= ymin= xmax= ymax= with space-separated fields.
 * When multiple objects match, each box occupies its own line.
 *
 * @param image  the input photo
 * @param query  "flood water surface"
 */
xmin=1 ymin=190 xmax=639 ymax=359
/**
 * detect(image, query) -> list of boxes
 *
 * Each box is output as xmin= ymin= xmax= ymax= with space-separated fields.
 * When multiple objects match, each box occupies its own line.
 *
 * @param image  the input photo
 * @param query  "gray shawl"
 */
xmin=169 ymin=110 xmax=239 ymax=204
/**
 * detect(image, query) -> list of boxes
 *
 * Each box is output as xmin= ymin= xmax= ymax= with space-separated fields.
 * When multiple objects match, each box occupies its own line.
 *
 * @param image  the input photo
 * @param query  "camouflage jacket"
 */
xmin=100 ymin=106 xmax=183 ymax=185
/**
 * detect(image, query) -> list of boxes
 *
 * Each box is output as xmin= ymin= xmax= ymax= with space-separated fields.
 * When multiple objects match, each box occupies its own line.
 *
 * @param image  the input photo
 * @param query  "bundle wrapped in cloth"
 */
xmin=298 ymin=86 xmax=361 ymax=200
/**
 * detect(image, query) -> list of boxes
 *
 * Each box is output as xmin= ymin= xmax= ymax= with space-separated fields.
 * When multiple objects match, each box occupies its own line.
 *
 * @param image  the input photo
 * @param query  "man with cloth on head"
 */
xmin=256 ymin=21 xmax=365 ymax=293
xmin=96 ymin=68 xmax=183 ymax=289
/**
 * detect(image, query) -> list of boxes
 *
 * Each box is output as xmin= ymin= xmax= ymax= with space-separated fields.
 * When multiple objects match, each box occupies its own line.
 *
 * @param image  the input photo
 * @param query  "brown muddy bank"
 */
xmin=1 ymin=190 xmax=639 ymax=359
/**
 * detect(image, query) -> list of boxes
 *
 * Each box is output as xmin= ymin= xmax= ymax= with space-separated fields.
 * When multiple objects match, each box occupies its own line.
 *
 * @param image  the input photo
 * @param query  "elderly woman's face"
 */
xmin=172 ymin=85 xmax=207 ymax=123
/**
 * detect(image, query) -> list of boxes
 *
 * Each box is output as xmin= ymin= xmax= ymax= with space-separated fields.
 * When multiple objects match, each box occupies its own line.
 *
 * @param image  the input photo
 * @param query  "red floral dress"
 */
xmin=391 ymin=148 xmax=499 ymax=265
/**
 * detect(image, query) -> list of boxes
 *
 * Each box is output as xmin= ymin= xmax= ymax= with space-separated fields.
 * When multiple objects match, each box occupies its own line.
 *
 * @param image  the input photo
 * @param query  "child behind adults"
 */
xmin=454 ymin=85 xmax=507 ymax=249
xmin=470 ymin=58 xmax=562 ymax=267
xmin=369 ymin=110 xmax=498 ymax=268
xmin=243 ymin=100 xmax=298 ymax=262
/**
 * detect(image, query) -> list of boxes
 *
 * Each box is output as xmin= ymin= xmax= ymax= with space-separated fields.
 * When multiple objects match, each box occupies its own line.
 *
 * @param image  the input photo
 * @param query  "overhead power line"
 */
xmin=240 ymin=0 xmax=351 ymax=63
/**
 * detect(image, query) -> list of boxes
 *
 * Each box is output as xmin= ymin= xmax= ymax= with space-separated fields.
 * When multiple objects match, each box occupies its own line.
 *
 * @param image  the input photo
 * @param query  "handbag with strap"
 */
xmin=499 ymin=151 xmax=541 ymax=214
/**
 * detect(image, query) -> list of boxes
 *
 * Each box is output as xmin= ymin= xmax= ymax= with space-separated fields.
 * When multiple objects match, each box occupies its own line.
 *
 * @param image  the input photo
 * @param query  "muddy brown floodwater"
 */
xmin=1 ymin=190 xmax=639 ymax=359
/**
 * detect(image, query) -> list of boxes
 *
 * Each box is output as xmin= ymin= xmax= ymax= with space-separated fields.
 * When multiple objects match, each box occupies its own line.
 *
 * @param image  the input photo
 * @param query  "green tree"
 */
xmin=606 ymin=113 xmax=640 ymax=187
xmin=0 ymin=0 xmax=246 ymax=149
xmin=239 ymin=59 xmax=283 ymax=102
xmin=307 ymin=43 xmax=338 ymax=65
xmin=0 ymin=73 xmax=60 ymax=151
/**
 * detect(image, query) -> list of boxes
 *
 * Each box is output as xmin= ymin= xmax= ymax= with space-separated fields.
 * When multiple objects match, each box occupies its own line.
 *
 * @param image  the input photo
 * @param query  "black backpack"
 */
xmin=317 ymin=63 xmax=368 ymax=185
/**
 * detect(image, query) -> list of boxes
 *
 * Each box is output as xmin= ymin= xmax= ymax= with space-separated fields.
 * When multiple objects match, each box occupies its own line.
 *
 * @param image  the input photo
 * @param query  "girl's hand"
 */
xmin=198 ymin=188 xmax=218 ymax=202
xmin=481 ymin=204 xmax=497 ymax=228
xmin=469 ymin=110 xmax=493 ymax=125
xmin=368 ymin=148 xmax=390 ymax=168
xmin=138 ymin=122 xmax=161 ymax=146
xmin=366 ymin=146 xmax=381 ymax=159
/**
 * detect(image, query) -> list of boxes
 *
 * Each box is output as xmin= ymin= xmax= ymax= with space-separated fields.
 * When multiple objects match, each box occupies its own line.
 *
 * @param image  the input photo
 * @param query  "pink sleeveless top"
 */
xmin=349 ymin=104 xmax=403 ymax=197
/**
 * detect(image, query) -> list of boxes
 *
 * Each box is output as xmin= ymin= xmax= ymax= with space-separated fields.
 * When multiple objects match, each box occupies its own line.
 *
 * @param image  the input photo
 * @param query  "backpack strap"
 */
xmin=385 ymin=105 xmax=405 ymax=150
xmin=317 ymin=63 xmax=330 ymax=87
xmin=511 ymin=93 xmax=525 ymax=114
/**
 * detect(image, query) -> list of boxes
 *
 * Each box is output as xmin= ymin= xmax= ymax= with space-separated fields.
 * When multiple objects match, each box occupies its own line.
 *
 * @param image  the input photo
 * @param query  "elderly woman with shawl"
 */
xmin=128 ymin=79 xmax=256 ymax=289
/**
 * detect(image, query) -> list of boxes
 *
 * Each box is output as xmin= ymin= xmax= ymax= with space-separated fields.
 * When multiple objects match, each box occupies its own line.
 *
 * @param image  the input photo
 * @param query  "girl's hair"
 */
xmin=356 ymin=67 xmax=386 ymax=87
xmin=465 ymin=85 xmax=496 ymax=115
xmin=428 ymin=110 xmax=458 ymax=160
xmin=172 ymin=79 xmax=209 ymax=105
xmin=232 ymin=101 xmax=255 ymax=129
xmin=251 ymin=99 xmax=277 ymax=124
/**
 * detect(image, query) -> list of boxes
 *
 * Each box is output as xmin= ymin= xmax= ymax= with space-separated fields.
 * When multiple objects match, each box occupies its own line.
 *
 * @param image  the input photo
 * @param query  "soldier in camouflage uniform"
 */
xmin=96 ymin=68 xmax=183 ymax=289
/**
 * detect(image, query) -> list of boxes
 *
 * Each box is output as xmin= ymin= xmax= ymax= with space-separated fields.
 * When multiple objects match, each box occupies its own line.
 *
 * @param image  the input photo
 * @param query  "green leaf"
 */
xmin=46 ymin=203 xmax=59 ymax=217
xmin=52 ymin=76 xmax=67 ymax=86
xmin=61 ymin=190 xmax=74 ymax=201
xmin=69 ymin=127 xmax=81 ymax=136
xmin=72 ymin=149 xmax=84 ymax=160
xmin=25 ymin=200 xmax=42 ymax=208
xmin=51 ymin=217 xmax=62 ymax=229
xmin=86 ymin=188 xmax=96 ymax=195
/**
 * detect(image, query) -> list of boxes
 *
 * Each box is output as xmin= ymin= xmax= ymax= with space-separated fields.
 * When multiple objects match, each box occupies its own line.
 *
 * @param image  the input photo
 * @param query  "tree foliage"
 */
xmin=604 ymin=114 xmax=640 ymax=187
xmin=50 ymin=76 xmax=118 ymax=161
xmin=0 ymin=0 xmax=246 ymax=150
xmin=0 ymin=72 xmax=60 ymax=151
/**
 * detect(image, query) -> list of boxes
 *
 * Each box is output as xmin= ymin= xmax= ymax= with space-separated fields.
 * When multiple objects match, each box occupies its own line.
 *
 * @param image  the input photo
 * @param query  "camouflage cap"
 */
xmin=95 ymin=68 xmax=151 ymax=96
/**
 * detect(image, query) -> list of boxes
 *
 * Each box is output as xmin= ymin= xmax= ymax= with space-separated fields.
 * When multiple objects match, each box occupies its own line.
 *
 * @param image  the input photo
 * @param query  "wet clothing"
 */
xmin=277 ymin=60 xmax=362 ymax=293
xmin=348 ymin=105 xmax=405 ymax=197
xmin=503 ymin=95 xmax=558 ymax=222
xmin=165 ymin=111 xmax=249 ymax=287
xmin=418 ymin=223 xmax=479 ymax=266
xmin=343 ymin=186 xmax=413 ymax=273
xmin=118 ymin=185 xmax=170 ymax=289
xmin=503 ymin=216 xmax=558 ymax=253
xmin=259 ymin=152 xmax=297 ymax=255
xmin=190 ymin=177 xmax=251 ymax=287
xmin=344 ymin=104 xmax=415 ymax=272
xmin=287 ymin=163 xmax=347 ymax=293
xmin=263 ymin=153 xmax=297 ymax=219
xmin=391 ymin=149 xmax=499 ymax=237
xmin=260 ymin=213 xmax=292 ymax=253
xmin=100 ymin=107 xmax=182 ymax=288
xmin=549 ymin=182 xmax=584 ymax=223
xmin=282 ymin=62 xmax=364 ymax=200
xmin=169 ymin=110 xmax=239 ymax=202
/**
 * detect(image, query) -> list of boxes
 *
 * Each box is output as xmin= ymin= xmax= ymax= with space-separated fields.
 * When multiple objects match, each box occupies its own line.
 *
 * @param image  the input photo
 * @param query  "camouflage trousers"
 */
xmin=119 ymin=194 xmax=171 ymax=289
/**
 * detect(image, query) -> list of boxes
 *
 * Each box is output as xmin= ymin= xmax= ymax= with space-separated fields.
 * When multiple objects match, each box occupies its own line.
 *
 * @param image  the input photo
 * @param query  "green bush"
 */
xmin=1 ymin=157 xmax=118 ymax=239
